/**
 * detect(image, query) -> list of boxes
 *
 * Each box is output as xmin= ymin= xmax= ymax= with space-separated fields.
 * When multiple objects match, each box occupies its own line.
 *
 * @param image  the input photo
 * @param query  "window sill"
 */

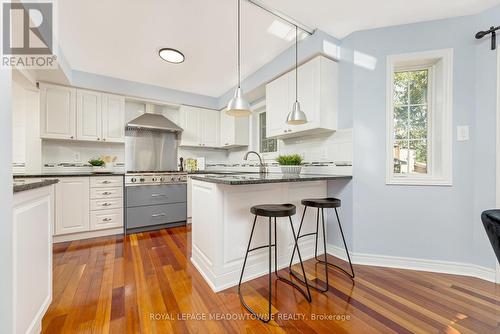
xmin=386 ymin=176 xmax=452 ymax=186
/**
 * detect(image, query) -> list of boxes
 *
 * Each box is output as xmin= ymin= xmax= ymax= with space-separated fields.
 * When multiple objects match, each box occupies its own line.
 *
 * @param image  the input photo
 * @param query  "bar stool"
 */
xmin=238 ymin=204 xmax=312 ymax=323
xmin=289 ymin=198 xmax=354 ymax=293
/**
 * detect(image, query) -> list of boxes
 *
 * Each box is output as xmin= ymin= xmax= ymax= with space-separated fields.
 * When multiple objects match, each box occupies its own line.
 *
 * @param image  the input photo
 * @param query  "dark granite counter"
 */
xmin=189 ymin=173 xmax=352 ymax=185
xmin=13 ymin=178 xmax=59 ymax=193
xmin=13 ymin=173 xmax=125 ymax=178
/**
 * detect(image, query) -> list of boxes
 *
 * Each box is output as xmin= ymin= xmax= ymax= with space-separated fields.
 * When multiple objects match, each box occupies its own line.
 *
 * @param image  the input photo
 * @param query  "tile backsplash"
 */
xmin=42 ymin=140 xmax=125 ymax=166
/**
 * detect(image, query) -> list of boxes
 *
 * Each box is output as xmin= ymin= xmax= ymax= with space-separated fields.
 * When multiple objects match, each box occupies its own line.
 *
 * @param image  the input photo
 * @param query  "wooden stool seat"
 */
xmin=250 ymin=204 xmax=296 ymax=217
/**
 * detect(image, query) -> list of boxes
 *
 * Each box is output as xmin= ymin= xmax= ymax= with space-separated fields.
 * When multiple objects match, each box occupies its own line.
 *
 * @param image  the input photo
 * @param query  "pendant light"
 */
xmin=226 ymin=0 xmax=251 ymax=116
xmin=286 ymin=25 xmax=307 ymax=125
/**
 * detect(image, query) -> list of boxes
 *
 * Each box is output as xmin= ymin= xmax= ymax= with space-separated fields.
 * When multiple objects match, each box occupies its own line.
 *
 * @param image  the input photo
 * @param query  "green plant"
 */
xmin=276 ymin=154 xmax=303 ymax=166
xmin=88 ymin=158 xmax=105 ymax=167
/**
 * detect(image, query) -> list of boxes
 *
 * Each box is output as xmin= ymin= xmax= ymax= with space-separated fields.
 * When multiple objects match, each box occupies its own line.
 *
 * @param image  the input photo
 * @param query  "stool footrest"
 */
xmin=297 ymin=232 xmax=317 ymax=239
xmin=248 ymin=244 xmax=276 ymax=253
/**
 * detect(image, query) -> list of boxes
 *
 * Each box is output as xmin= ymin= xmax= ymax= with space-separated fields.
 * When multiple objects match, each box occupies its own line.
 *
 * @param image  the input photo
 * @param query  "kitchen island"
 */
xmin=190 ymin=173 xmax=352 ymax=292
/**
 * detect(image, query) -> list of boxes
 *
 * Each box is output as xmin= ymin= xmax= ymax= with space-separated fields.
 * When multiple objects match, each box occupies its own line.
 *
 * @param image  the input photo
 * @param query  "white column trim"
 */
xmin=496 ymin=48 xmax=500 ymax=282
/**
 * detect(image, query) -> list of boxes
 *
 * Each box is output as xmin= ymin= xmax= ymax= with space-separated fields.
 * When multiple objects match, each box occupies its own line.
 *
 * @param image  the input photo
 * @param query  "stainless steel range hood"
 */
xmin=127 ymin=104 xmax=183 ymax=132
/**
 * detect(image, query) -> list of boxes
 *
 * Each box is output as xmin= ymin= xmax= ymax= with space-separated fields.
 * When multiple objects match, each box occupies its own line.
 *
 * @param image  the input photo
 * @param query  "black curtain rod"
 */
xmin=475 ymin=26 xmax=500 ymax=50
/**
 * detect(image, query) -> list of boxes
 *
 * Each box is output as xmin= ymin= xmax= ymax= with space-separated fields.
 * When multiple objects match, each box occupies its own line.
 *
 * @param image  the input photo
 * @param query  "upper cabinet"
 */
xmin=220 ymin=109 xmax=249 ymax=148
xmin=179 ymin=106 xmax=220 ymax=148
xmin=40 ymin=83 xmax=77 ymax=140
xmin=102 ymin=94 xmax=125 ymax=143
xmin=265 ymin=56 xmax=338 ymax=139
xmin=77 ymin=89 xmax=102 ymax=141
xmin=40 ymin=83 xmax=125 ymax=143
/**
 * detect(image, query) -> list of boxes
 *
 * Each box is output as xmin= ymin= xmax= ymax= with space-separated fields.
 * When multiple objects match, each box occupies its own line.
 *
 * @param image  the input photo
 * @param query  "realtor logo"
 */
xmin=1 ymin=1 xmax=57 ymax=68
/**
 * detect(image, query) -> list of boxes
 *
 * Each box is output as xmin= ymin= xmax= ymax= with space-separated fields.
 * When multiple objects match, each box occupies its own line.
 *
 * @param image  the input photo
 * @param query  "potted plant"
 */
xmin=276 ymin=154 xmax=303 ymax=175
xmin=88 ymin=158 xmax=106 ymax=173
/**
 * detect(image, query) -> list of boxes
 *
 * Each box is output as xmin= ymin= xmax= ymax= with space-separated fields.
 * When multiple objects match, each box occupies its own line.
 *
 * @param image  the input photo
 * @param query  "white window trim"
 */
xmin=386 ymin=49 xmax=453 ymax=186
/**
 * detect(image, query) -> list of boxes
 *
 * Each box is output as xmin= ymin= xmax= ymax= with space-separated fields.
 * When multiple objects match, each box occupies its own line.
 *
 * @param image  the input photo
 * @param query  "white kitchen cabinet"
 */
xmin=40 ymin=83 xmax=77 ymax=140
xmin=179 ymin=106 xmax=220 ymax=147
xmin=265 ymin=55 xmax=338 ymax=139
xmin=54 ymin=176 xmax=124 ymax=242
xmin=102 ymin=93 xmax=125 ymax=143
xmin=219 ymin=109 xmax=249 ymax=148
xmin=201 ymin=108 xmax=220 ymax=147
xmin=13 ymin=185 xmax=54 ymax=334
xmin=77 ymin=89 xmax=102 ymax=141
xmin=55 ymin=177 xmax=90 ymax=235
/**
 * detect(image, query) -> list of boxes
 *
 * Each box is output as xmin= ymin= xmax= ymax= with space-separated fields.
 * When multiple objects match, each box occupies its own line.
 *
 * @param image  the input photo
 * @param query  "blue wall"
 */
xmin=338 ymin=7 xmax=499 ymax=269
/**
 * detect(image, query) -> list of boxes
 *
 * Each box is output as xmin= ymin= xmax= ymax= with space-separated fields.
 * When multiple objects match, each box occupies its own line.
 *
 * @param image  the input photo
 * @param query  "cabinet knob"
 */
xmin=97 ymin=138 xmax=101 ymax=141
xmin=102 ymin=218 xmax=112 ymax=222
xmin=102 ymin=202 xmax=111 ymax=206
xmin=70 ymin=136 xmax=74 ymax=139
xmin=102 ymin=138 xmax=106 ymax=141
xmin=102 ymin=192 xmax=112 ymax=195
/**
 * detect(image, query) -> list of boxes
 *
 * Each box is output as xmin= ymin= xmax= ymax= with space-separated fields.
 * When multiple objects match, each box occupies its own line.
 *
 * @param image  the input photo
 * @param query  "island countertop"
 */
xmin=189 ymin=173 xmax=352 ymax=185
xmin=13 ymin=178 xmax=59 ymax=193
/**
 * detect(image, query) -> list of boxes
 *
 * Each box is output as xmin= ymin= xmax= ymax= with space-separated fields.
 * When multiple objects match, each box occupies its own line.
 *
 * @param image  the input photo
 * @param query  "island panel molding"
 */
xmin=190 ymin=179 xmax=331 ymax=292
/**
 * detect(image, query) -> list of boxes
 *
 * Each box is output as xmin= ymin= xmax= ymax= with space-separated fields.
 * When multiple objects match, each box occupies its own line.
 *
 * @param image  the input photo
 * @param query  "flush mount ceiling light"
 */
xmin=158 ymin=48 xmax=185 ymax=64
xmin=226 ymin=0 xmax=251 ymax=117
xmin=286 ymin=25 xmax=308 ymax=125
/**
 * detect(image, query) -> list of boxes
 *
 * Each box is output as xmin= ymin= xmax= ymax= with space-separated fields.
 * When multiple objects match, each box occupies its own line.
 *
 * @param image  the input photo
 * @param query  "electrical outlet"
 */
xmin=74 ymin=152 xmax=81 ymax=162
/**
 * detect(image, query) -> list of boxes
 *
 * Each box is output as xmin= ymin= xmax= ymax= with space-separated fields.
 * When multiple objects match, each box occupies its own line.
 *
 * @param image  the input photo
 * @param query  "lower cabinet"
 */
xmin=54 ymin=176 xmax=124 ymax=241
xmin=55 ymin=177 xmax=90 ymax=235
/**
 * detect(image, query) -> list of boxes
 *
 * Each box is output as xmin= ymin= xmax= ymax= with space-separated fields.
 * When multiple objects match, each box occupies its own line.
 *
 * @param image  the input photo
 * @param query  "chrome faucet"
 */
xmin=244 ymin=151 xmax=267 ymax=174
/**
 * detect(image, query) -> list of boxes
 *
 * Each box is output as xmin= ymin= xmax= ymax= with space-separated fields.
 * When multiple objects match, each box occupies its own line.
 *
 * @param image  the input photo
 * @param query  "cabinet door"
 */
xmin=40 ymin=83 xmax=76 ymax=140
xmin=219 ymin=110 xmax=235 ymax=147
xmin=200 ymin=108 xmax=219 ymax=147
xmin=290 ymin=58 xmax=320 ymax=133
xmin=266 ymin=73 xmax=290 ymax=137
xmin=77 ymin=89 xmax=102 ymax=141
xmin=55 ymin=177 xmax=90 ymax=235
xmin=179 ymin=106 xmax=200 ymax=146
xmin=102 ymin=94 xmax=125 ymax=143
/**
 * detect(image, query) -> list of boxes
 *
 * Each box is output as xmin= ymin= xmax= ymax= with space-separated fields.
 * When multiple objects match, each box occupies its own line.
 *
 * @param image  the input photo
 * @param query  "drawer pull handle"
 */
xmin=102 ymin=218 xmax=113 ymax=222
xmin=102 ymin=203 xmax=112 ymax=206
xmin=151 ymin=213 xmax=166 ymax=218
xmin=102 ymin=192 xmax=112 ymax=195
xmin=102 ymin=180 xmax=111 ymax=184
xmin=151 ymin=194 xmax=167 ymax=197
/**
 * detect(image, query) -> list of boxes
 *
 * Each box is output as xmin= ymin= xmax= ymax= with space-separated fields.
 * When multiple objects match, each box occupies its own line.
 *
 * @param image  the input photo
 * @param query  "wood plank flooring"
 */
xmin=42 ymin=225 xmax=500 ymax=333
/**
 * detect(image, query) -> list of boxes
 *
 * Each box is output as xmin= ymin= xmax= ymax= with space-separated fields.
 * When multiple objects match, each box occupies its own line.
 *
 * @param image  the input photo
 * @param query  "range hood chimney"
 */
xmin=127 ymin=104 xmax=183 ymax=132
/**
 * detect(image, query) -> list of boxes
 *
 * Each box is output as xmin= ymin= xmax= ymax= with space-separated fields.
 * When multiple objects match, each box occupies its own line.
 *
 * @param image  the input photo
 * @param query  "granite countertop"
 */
xmin=189 ymin=173 xmax=352 ymax=185
xmin=13 ymin=178 xmax=59 ymax=193
xmin=13 ymin=173 xmax=125 ymax=178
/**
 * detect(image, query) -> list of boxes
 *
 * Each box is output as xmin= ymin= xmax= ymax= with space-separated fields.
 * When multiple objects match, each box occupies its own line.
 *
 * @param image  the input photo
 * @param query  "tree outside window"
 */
xmin=393 ymin=69 xmax=429 ymax=175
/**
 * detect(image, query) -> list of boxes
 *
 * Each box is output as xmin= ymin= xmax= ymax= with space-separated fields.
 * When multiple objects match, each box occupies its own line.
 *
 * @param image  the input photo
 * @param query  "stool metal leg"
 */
xmin=238 ymin=215 xmax=273 ymax=323
xmin=316 ymin=207 xmax=355 ymax=279
xmin=288 ymin=206 xmax=307 ymax=269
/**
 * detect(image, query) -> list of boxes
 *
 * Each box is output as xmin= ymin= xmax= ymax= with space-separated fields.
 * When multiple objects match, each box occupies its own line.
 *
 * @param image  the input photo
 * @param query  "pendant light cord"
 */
xmin=238 ymin=0 xmax=241 ymax=89
xmin=295 ymin=25 xmax=298 ymax=103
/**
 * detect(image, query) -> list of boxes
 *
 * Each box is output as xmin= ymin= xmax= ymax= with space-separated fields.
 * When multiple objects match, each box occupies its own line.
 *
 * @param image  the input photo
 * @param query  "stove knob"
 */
xmin=171 ymin=177 xmax=175 ymax=181
xmin=131 ymin=178 xmax=137 ymax=183
xmin=160 ymin=177 xmax=164 ymax=182
xmin=152 ymin=177 xmax=157 ymax=182
xmin=140 ymin=178 xmax=145 ymax=182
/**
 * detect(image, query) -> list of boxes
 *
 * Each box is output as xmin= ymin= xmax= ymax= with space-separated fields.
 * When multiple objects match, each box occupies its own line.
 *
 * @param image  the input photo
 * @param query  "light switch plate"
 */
xmin=457 ymin=126 xmax=469 ymax=141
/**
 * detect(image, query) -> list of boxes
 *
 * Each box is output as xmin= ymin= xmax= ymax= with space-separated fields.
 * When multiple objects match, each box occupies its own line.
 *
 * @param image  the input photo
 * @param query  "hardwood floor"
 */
xmin=42 ymin=225 xmax=500 ymax=333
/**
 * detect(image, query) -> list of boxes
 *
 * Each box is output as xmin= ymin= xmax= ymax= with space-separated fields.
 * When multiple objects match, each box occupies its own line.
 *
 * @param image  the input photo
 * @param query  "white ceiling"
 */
xmin=263 ymin=0 xmax=500 ymax=39
xmin=58 ymin=0 xmax=499 ymax=98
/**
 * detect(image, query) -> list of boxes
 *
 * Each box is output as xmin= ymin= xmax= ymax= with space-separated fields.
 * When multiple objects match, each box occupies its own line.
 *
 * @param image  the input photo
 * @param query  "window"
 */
xmin=386 ymin=49 xmax=453 ymax=185
xmin=259 ymin=112 xmax=277 ymax=153
xmin=393 ymin=68 xmax=430 ymax=175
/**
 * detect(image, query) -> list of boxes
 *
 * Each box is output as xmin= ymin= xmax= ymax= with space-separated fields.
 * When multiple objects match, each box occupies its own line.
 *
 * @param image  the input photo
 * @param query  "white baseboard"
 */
xmin=52 ymin=227 xmax=123 ymax=243
xmin=327 ymin=244 xmax=497 ymax=283
xmin=496 ymin=261 xmax=500 ymax=284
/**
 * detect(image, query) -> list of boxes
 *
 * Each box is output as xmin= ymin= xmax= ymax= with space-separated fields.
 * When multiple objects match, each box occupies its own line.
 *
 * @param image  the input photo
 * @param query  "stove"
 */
xmin=125 ymin=171 xmax=187 ymax=186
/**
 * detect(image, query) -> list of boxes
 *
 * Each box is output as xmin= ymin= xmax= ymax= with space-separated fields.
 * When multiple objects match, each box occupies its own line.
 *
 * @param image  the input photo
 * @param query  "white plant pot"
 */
xmin=92 ymin=165 xmax=110 ymax=173
xmin=279 ymin=165 xmax=302 ymax=175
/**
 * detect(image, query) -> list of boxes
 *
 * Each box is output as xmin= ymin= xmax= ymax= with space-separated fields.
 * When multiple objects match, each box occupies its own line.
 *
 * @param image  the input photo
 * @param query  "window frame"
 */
xmin=257 ymin=110 xmax=278 ymax=158
xmin=386 ymin=49 xmax=453 ymax=186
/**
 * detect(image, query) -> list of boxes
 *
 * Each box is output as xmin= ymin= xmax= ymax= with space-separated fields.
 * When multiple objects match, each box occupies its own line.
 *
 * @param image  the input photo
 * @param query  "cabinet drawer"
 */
xmin=90 ymin=176 xmax=123 ymax=188
xmin=90 ymin=198 xmax=123 ymax=211
xmin=90 ymin=187 xmax=123 ymax=199
xmin=90 ymin=208 xmax=123 ymax=230
xmin=126 ymin=202 xmax=187 ymax=229
xmin=126 ymin=184 xmax=186 ymax=207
